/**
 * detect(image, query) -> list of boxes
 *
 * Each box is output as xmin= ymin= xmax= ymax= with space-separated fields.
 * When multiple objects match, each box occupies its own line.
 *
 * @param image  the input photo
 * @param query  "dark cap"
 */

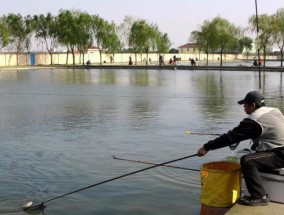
xmin=238 ymin=91 xmax=264 ymax=105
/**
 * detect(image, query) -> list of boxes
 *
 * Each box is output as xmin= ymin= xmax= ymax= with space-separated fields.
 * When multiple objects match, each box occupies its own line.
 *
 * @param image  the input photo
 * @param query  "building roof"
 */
xmin=178 ymin=43 xmax=197 ymax=49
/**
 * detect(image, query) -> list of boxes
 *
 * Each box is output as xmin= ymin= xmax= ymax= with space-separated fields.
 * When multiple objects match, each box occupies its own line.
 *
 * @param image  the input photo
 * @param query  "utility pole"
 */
xmin=255 ymin=0 xmax=262 ymax=91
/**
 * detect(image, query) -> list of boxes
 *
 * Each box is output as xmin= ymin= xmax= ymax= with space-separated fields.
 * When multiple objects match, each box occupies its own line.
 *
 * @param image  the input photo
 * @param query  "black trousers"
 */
xmin=240 ymin=147 xmax=284 ymax=198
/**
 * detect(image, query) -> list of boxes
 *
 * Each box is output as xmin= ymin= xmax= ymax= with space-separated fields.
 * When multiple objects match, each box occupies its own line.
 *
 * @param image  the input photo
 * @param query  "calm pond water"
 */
xmin=0 ymin=68 xmax=284 ymax=215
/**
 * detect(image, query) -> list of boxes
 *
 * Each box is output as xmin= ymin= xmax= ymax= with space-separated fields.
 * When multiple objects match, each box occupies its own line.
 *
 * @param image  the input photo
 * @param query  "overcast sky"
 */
xmin=1 ymin=0 xmax=283 ymax=48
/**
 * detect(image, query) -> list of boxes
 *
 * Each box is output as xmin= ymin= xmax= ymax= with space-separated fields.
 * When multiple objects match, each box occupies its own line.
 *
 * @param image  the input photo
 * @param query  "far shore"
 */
xmin=0 ymin=61 xmax=284 ymax=72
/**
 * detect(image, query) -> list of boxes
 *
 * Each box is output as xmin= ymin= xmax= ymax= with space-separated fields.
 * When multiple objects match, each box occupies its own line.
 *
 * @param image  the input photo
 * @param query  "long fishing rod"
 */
xmin=22 ymin=153 xmax=198 ymax=212
xmin=112 ymin=155 xmax=200 ymax=172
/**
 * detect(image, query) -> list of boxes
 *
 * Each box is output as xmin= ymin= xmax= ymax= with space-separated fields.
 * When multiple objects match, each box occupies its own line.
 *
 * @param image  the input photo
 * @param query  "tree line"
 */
xmin=0 ymin=8 xmax=283 ymax=66
xmin=0 ymin=10 xmax=171 ymax=66
xmin=190 ymin=8 xmax=284 ymax=67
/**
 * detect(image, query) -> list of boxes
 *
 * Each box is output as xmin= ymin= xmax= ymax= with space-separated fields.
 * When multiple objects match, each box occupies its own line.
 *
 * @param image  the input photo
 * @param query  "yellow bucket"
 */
xmin=200 ymin=161 xmax=241 ymax=207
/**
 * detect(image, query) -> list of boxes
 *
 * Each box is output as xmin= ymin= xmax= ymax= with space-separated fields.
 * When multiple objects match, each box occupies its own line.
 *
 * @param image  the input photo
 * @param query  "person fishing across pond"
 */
xmin=197 ymin=91 xmax=284 ymax=206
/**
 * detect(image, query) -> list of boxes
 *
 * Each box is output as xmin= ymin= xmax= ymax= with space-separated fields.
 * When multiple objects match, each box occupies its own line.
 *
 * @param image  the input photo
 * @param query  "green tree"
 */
xmin=249 ymin=14 xmax=274 ymax=66
xmin=105 ymin=22 xmax=122 ymax=63
xmin=190 ymin=19 xmax=217 ymax=65
xmin=57 ymin=10 xmax=78 ymax=65
xmin=128 ymin=20 xmax=143 ymax=64
xmin=129 ymin=19 xmax=159 ymax=65
xmin=4 ymin=13 xmax=33 ymax=65
xmin=92 ymin=15 xmax=118 ymax=65
xmin=156 ymin=32 xmax=171 ymax=54
xmin=33 ymin=13 xmax=58 ymax=65
xmin=169 ymin=48 xmax=178 ymax=53
xmin=273 ymin=8 xmax=284 ymax=67
xmin=238 ymin=36 xmax=253 ymax=58
xmin=75 ymin=12 xmax=93 ymax=65
xmin=190 ymin=30 xmax=204 ymax=61
xmin=0 ymin=17 xmax=10 ymax=49
xmin=210 ymin=17 xmax=240 ymax=66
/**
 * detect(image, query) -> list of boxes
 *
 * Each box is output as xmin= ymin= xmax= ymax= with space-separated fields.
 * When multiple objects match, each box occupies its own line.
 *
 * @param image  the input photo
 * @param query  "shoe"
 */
xmin=237 ymin=195 xmax=250 ymax=204
xmin=241 ymin=195 xmax=250 ymax=200
xmin=240 ymin=195 xmax=269 ymax=206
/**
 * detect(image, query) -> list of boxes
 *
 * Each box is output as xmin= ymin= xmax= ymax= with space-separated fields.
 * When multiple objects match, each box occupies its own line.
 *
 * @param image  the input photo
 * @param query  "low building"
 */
xmin=178 ymin=43 xmax=200 ymax=54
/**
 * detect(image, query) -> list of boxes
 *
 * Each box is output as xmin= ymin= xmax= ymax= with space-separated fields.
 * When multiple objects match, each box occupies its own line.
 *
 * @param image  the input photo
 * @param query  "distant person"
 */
xmin=159 ymin=55 xmax=165 ymax=66
xmin=110 ymin=56 xmax=113 ymax=63
xmin=149 ymin=58 xmax=151 ymax=65
xmin=190 ymin=58 xmax=196 ymax=66
xmin=258 ymin=59 xmax=263 ymax=66
xmin=253 ymin=59 xmax=258 ymax=67
xmin=173 ymin=55 xmax=177 ymax=65
xmin=86 ymin=60 xmax=91 ymax=65
xmin=169 ymin=58 xmax=173 ymax=65
xmin=129 ymin=56 xmax=133 ymax=65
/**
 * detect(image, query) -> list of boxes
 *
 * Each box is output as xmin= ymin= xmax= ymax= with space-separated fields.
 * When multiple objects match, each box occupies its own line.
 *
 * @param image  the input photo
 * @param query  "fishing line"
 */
xmin=112 ymin=155 xmax=200 ymax=172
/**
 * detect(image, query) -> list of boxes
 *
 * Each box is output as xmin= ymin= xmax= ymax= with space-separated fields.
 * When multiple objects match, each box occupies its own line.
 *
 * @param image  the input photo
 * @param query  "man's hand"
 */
xmin=197 ymin=146 xmax=208 ymax=157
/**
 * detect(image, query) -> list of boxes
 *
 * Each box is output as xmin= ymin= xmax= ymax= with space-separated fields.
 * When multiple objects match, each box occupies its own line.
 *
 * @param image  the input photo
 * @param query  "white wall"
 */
xmin=0 ymin=51 xmax=279 ymax=67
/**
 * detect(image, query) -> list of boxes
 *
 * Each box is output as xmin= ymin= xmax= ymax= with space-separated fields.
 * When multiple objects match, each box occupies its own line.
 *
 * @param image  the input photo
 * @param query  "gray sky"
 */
xmin=1 ymin=0 xmax=283 ymax=48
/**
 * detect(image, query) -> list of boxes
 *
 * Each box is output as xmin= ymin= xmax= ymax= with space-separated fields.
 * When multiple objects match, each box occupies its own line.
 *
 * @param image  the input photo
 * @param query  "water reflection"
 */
xmin=48 ymin=69 xmax=163 ymax=87
xmin=99 ymin=69 xmax=117 ymax=85
xmin=49 ymin=69 xmax=92 ymax=84
xmin=132 ymin=70 xmax=151 ymax=86
xmin=0 ymin=70 xmax=31 ymax=81
xmin=194 ymin=71 xmax=228 ymax=118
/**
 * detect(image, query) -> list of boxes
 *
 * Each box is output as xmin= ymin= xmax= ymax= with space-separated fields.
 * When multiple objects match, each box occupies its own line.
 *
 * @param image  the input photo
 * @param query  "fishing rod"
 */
xmin=112 ymin=155 xmax=200 ymax=172
xmin=22 ymin=153 xmax=198 ymax=212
